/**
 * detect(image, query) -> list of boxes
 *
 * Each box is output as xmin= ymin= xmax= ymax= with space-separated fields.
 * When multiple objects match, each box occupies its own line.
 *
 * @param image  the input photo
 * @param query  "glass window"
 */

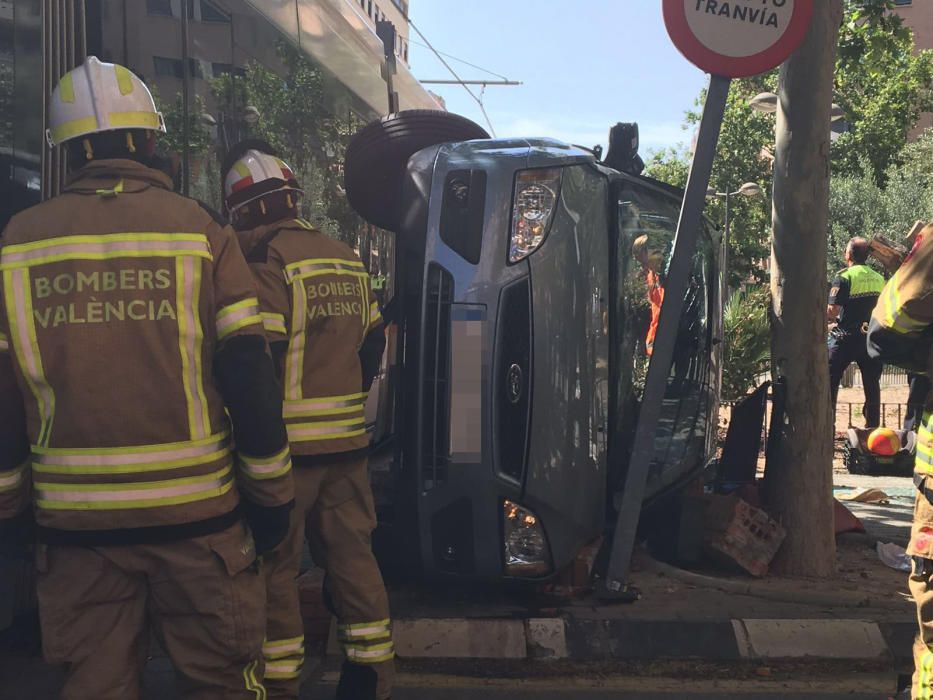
xmin=153 ymin=56 xmax=183 ymax=78
xmin=612 ymin=182 xmax=715 ymax=489
xmin=894 ymin=0 xmax=912 ymax=6
xmin=146 ymin=0 xmax=173 ymax=16
xmin=200 ymin=0 xmax=230 ymax=23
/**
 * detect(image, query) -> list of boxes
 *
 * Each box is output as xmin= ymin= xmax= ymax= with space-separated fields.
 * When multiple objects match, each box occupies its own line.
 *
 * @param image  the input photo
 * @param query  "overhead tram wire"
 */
xmin=403 ymin=14 xmax=499 ymax=136
xmin=407 ymin=38 xmax=511 ymax=82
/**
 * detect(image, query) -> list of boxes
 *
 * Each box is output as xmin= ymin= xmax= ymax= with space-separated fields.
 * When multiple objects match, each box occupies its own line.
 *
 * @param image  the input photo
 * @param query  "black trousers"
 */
xmin=906 ymin=373 xmax=932 ymax=431
xmin=829 ymin=331 xmax=882 ymax=428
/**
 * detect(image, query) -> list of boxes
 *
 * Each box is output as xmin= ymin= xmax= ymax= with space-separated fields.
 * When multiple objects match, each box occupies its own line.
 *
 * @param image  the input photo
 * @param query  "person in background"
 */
xmin=223 ymin=141 xmax=393 ymax=700
xmin=828 ymin=237 xmax=886 ymax=427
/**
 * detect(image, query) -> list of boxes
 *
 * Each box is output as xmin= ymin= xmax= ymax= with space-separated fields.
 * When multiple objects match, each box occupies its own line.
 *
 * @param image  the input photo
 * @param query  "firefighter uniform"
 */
xmin=867 ymin=223 xmax=933 ymax=699
xmin=225 ymin=148 xmax=392 ymax=699
xmin=829 ymin=263 xmax=886 ymax=426
xmin=0 ymin=59 xmax=293 ymax=700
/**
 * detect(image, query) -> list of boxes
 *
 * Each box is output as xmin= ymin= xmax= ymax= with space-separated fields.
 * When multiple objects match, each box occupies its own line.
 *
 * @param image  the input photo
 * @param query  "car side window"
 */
xmin=612 ymin=183 xmax=713 ymax=486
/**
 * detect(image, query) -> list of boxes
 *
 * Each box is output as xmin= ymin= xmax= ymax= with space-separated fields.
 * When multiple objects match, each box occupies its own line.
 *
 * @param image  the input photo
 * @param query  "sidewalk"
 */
xmin=0 ymin=473 xmax=917 ymax=698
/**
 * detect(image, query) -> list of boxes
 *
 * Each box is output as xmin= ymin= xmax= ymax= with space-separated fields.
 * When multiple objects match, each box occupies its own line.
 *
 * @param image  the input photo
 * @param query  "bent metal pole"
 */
xmin=600 ymin=74 xmax=731 ymax=599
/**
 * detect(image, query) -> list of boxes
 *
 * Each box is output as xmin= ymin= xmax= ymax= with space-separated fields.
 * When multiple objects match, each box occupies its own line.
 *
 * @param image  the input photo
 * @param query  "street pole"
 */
xmin=723 ymin=190 xmax=731 ymax=297
xmin=180 ymin=0 xmax=191 ymax=196
xmin=600 ymin=73 xmax=732 ymax=599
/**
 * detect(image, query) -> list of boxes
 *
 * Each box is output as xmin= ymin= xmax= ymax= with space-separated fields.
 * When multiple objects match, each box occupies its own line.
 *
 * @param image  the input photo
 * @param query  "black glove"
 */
xmin=242 ymin=500 xmax=294 ymax=556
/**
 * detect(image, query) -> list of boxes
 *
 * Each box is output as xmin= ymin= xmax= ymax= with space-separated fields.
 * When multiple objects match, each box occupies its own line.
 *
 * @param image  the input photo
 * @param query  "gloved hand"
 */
xmin=241 ymin=499 xmax=294 ymax=556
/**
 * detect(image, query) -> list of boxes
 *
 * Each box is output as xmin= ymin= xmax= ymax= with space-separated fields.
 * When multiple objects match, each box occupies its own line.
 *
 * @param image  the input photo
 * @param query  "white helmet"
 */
xmin=47 ymin=56 xmax=166 ymax=147
xmin=224 ymin=149 xmax=303 ymax=216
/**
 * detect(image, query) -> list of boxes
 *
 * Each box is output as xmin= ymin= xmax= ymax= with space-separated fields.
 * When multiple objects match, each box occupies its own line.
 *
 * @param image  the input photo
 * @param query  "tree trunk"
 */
xmin=766 ymin=0 xmax=843 ymax=578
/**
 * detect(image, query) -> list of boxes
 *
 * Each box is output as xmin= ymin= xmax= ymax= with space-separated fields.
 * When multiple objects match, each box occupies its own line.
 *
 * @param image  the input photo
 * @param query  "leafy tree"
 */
xmin=722 ymin=286 xmax=770 ymax=401
xmin=834 ymin=0 xmax=933 ymax=179
xmin=211 ymin=41 xmax=367 ymax=244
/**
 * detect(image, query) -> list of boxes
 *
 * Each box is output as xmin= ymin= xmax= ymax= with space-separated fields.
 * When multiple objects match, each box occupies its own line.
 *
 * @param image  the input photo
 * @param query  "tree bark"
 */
xmin=766 ymin=0 xmax=843 ymax=578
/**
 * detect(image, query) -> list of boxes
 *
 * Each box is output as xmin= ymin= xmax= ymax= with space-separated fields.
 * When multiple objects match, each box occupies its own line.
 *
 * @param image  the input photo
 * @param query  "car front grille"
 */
xmin=422 ymin=263 xmax=453 ymax=491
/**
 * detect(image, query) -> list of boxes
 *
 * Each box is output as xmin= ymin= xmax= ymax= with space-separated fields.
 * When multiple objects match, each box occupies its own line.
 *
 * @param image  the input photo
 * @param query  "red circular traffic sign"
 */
xmin=663 ymin=0 xmax=814 ymax=78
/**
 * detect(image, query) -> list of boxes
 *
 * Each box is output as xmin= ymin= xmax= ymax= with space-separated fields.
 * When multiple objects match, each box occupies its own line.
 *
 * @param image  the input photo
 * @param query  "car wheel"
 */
xmin=344 ymin=110 xmax=490 ymax=232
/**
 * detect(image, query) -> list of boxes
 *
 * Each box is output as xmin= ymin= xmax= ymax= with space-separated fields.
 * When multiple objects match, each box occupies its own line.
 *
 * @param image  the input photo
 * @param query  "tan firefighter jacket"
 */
xmin=868 ymin=223 xmax=933 ymax=476
xmin=0 ymin=159 xmax=292 ymax=537
xmin=238 ymin=218 xmax=383 ymax=458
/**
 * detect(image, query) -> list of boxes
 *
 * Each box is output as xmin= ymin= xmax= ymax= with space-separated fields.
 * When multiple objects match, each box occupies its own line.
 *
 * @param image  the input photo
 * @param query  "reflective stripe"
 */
xmin=840 ymin=265 xmax=885 ymax=297
xmin=36 ymin=464 xmax=234 ymax=510
xmin=369 ymin=302 xmax=382 ymax=327
xmin=881 ymin=274 xmax=928 ymax=334
xmin=263 ymin=636 xmax=304 ymax=658
xmin=283 ymin=393 xmax=367 ymax=418
xmin=292 ymin=218 xmax=314 ymax=231
xmin=343 ymin=640 xmax=395 ymax=664
xmin=239 ymin=446 xmax=292 ymax=481
xmin=59 ymin=73 xmax=76 ymax=103
xmin=337 ymin=619 xmax=391 ymax=641
xmin=287 ymin=420 xmax=367 ymax=442
xmin=0 ymin=461 xmax=28 ymax=493
xmin=261 ymin=312 xmax=287 ymax=335
xmin=114 ymin=65 xmax=135 ymax=96
xmin=284 ymin=258 xmax=366 ymax=283
xmin=286 ymin=280 xmax=307 ymax=401
xmin=917 ymin=419 xmax=933 ymax=473
xmin=177 ymin=257 xmax=210 ymax=439
xmin=216 ymin=297 xmax=262 ymax=341
xmin=0 ymin=233 xmax=211 ymax=269
xmin=108 ymin=111 xmax=162 ymax=130
xmin=32 ymin=433 xmax=231 ymax=474
xmin=919 ymin=649 xmax=933 ymax=700
xmin=243 ymin=659 xmax=266 ymax=700
xmin=4 ymin=268 xmax=55 ymax=446
xmin=50 ymin=116 xmax=99 ymax=145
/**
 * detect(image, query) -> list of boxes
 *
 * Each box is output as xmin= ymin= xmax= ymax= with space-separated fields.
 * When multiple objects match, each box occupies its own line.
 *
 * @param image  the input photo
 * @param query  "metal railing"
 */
xmin=841 ymin=364 xmax=909 ymax=389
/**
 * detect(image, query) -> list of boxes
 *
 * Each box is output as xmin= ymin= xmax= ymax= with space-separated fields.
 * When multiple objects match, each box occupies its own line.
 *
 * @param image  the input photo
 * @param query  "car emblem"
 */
xmin=507 ymin=364 xmax=523 ymax=404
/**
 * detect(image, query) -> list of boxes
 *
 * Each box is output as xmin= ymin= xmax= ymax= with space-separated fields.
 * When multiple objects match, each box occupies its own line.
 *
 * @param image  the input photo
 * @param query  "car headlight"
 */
xmin=508 ymin=168 xmax=562 ymax=263
xmin=503 ymin=499 xmax=552 ymax=577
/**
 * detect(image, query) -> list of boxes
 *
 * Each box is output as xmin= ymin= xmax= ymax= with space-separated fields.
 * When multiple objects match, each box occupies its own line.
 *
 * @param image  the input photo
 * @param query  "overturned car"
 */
xmin=347 ymin=112 xmax=723 ymax=581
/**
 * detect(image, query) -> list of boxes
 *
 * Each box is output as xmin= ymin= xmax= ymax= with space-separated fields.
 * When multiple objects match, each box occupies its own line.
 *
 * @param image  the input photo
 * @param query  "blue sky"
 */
xmin=408 ymin=0 xmax=709 ymax=156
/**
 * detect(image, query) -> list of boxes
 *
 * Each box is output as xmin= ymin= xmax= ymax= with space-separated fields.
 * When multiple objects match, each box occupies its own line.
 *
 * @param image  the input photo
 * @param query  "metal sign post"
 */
xmin=599 ymin=73 xmax=730 ymax=598
xmin=599 ymin=0 xmax=814 ymax=599
xmin=376 ymin=20 xmax=400 ymax=115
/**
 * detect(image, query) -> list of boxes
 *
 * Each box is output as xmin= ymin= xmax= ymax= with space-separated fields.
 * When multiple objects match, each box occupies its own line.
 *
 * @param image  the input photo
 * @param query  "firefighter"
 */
xmin=223 ymin=142 xmax=393 ymax=700
xmin=0 ymin=58 xmax=294 ymax=699
xmin=867 ymin=223 xmax=933 ymax=699
xmin=828 ymin=237 xmax=886 ymax=427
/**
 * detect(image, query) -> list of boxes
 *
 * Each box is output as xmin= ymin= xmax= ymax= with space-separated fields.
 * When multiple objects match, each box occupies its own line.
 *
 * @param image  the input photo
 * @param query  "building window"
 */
xmin=146 ymin=0 xmax=173 ymax=16
xmin=392 ymin=0 xmax=408 ymax=15
xmin=894 ymin=0 xmax=913 ymax=5
xmin=201 ymin=0 xmax=231 ymax=23
xmin=153 ymin=56 xmax=184 ymax=78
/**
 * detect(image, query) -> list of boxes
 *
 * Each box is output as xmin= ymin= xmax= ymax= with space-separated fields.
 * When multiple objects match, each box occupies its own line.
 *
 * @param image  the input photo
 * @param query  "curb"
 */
xmin=326 ymin=617 xmax=917 ymax=663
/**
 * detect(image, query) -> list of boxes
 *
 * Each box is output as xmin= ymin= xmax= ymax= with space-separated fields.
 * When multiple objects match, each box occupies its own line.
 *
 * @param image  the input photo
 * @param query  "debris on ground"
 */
xmin=876 ymin=541 xmax=912 ymax=572
xmin=702 ymin=494 xmax=786 ymax=577
xmin=838 ymin=487 xmax=891 ymax=504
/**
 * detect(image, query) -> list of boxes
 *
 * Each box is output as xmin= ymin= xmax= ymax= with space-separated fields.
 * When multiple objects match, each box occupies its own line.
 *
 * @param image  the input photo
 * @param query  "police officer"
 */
xmin=223 ymin=142 xmax=393 ymax=700
xmin=0 ymin=58 xmax=294 ymax=699
xmin=828 ymin=237 xmax=886 ymax=427
xmin=867 ymin=222 xmax=933 ymax=699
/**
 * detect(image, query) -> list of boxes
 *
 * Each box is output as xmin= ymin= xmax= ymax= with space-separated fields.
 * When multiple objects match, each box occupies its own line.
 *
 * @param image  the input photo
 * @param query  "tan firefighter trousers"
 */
xmin=36 ymin=520 xmax=267 ymax=700
xmin=262 ymin=458 xmax=394 ymax=699
xmin=910 ymin=480 xmax=933 ymax=699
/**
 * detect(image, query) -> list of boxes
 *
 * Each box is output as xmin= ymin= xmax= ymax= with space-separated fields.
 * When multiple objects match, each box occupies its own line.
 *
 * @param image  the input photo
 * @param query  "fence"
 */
xmin=841 ymin=364 xmax=909 ymax=389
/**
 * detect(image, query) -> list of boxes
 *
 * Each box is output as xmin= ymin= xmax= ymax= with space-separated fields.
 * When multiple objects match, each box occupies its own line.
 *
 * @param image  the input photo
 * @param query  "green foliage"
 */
xmin=722 ymin=286 xmax=771 ymax=401
xmin=647 ymin=0 xmax=933 ymax=290
xmin=834 ymin=0 xmax=933 ymax=179
xmin=211 ymin=41 xmax=367 ymax=244
xmin=153 ymin=91 xmax=214 ymax=158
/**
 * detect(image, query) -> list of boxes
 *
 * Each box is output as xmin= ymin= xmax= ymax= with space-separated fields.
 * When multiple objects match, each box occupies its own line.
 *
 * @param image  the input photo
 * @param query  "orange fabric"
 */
xmin=646 ymin=269 xmax=664 ymax=356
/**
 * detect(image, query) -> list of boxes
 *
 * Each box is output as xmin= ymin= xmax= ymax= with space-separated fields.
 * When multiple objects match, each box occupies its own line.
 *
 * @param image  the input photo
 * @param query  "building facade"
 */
xmin=0 ymin=0 xmax=438 ymax=227
xmin=892 ymin=0 xmax=933 ymax=135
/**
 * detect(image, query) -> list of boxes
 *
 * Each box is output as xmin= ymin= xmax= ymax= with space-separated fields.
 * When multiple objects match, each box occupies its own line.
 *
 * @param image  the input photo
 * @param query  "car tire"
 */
xmin=344 ymin=110 xmax=490 ymax=232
